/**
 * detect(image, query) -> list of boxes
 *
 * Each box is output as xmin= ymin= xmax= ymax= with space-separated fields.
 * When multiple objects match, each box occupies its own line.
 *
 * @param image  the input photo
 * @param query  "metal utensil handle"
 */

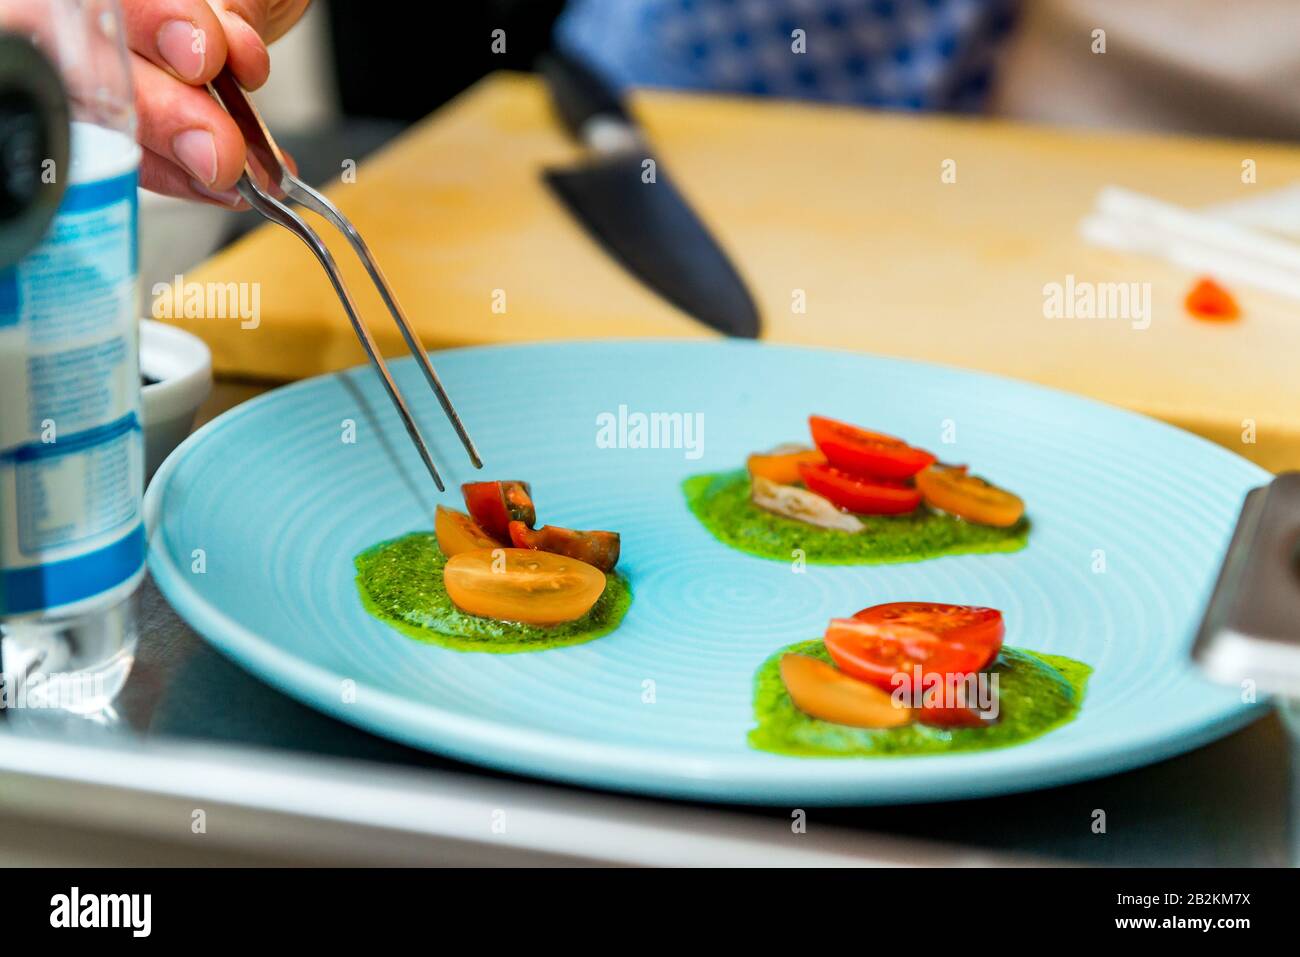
xmin=207 ymin=67 xmax=292 ymax=192
xmin=234 ymin=175 xmax=447 ymax=491
xmin=204 ymin=65 xmax=484 ymax=486
xmin=284 ymin=178 xmax=482 ymax=468
xmin=538 ymin=51 xmax=631 ymax=138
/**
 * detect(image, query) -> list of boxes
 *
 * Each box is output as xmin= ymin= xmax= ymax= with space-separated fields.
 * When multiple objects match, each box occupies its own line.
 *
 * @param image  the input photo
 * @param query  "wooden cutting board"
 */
xmin=167 ymin=71 xmax=1300 ymax=471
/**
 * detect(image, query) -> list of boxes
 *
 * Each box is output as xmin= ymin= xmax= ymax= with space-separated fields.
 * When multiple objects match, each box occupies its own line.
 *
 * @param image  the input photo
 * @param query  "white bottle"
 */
xmin=0 ymin=0 xmax=142 ymax=714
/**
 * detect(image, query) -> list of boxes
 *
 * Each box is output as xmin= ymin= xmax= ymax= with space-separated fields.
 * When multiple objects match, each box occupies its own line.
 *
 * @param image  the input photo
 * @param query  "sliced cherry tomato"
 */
xmin=747 ymin=445 xmax=827 ymax=485
xmin=508 ymin=521 xmax=621 ymax=572
xmin=798 ymin=462 xmax=921 ymax=515
xmin=832 ymin=603 xmax=1005 ymax=724
xmin=462 ymin=481 xmax=535 ymax=542
xmin=809 ymin=416 xmax=935 ymax=479
xmin=823 ymin=618 xmax=989 ymax=693
xmin=1185 ymin=276 xmax=1240 ymax=322
xmin=442 ymin=547 xmax=605 ymax=625
xmin=915 ymin=465 xmax=1024 ymax=527
xmin=853 ymin=601 xmax=1005 ymax=652
xmin=435 ymin=505 xmax=502 ymax=557
xmin=779 ymin=654 xmax=913 ymax=729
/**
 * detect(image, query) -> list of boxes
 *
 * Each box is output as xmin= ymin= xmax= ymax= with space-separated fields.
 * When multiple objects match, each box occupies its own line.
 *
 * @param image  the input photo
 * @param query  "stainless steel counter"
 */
xmin=0 ymin=567 xmax=1292 ymax=866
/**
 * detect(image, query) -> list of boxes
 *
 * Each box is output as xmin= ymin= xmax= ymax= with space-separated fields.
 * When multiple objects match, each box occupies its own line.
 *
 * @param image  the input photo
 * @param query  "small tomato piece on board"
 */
xmin=442 ymin=547 xmax=605 ymax=625
xmin=747 ymin=445 xmax=827 ymax=485
xmin=779 ymin=654 xmax=913 ymax=729
xmin=462 ymin=481 xmax=535 ymax=542
xmin=823 ymin=616 xmax=995 ymax=693
xmin=915 ymin=465 xmax=1024 ymax=527
xmin=435 ymin=505 xmax=502 ymax=557
xmin=750 ymin=475 xmax=865 ymax=532
xmin=809 ymin=416 xmax=936 ymax=479
xmin=508 ymin=521 xmax=621 ymax=572
xmin=798 ymin=463 xmax=921 ymax=515
xmin=1185 ymin=276 xmax=1240 ymax=322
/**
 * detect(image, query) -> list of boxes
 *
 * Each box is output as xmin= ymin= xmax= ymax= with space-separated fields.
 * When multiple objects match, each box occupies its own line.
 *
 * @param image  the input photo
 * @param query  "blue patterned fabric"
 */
xmin=555 ymin=0 xmax=1019 ymax=112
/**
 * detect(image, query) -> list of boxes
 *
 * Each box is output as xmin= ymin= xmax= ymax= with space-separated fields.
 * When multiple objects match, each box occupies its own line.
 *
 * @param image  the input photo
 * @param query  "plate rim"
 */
xmin=151 ymin=338 xmax=1274 ymax=479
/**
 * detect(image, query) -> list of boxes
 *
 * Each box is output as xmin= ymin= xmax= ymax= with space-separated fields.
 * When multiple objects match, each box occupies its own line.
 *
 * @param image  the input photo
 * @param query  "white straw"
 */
xmin=1081 ymin=186 xmax=1300 ymax=302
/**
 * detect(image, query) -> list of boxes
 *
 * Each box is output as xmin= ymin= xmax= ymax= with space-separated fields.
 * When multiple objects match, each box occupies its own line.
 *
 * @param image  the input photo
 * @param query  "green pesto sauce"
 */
xmin=684 ymin=470 xmax=1029 ymax=564
xmin=750 ymin=640 xmax=1090 ymax=757
xmin=354 ymin=532 xmax=632 ymax=653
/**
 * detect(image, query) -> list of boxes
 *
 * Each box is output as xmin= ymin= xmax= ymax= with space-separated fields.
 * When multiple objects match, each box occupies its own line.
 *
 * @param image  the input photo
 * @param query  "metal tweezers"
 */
xmin=206 ymin=67 xmax=480 ymax=490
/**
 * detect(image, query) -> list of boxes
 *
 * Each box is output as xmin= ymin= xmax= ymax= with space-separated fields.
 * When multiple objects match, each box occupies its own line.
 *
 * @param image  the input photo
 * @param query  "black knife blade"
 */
xmin=539 ymin=52 xmax=761 ymax=339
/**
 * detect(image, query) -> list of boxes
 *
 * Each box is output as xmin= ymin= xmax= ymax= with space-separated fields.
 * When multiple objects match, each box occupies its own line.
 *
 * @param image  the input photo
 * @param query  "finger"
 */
xmin=207 ymin=1 xmax=272 ymax=90
xmin=133 ymin=53 xmax=247 ymax=190
xmin=123 ymin=0 xmax=229 ymax=84
xmin=139 ymin=147 xmax=248 ymax=209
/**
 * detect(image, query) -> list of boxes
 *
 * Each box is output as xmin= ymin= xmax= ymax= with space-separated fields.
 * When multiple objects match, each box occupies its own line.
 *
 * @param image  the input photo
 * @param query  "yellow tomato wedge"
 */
xmin=779 ymin=654 xmax=913 ymax=729
xmin=435 ymin=505 xmax=501 ymax=556
xmin=443 ymin=547 xmax=606 ymax=625
xmin=747 ymin=445 xmax=826 ymax=485
xmin=915 ymin=465 xmax=1024 ymax=528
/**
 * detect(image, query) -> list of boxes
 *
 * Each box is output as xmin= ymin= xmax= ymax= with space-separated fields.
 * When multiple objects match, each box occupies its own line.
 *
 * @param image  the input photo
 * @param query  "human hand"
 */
xmin=125 ymin=0 xmax=310 ymax=206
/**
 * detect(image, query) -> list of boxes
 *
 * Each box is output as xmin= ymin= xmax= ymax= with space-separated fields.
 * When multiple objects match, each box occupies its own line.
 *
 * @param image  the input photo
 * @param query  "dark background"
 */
xmin=326 ymin=1 xmax=567 ymax=121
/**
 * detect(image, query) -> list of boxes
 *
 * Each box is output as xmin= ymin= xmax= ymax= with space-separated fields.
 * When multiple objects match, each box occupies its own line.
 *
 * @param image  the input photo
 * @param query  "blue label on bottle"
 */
xmin=0 ymin=164 xmax=143 ymax=617
xmin=1 ymin=525 xmax=145 ymax=615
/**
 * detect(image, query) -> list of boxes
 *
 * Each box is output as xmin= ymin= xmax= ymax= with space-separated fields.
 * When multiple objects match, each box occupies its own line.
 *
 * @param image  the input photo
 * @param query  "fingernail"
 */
xmin=173 ymin=129 xmax=218 ymax=185
xmin=190 ymin=180 xmax=246 ymax=209
xmin=157 ymin=20 xmax=205 ymax=81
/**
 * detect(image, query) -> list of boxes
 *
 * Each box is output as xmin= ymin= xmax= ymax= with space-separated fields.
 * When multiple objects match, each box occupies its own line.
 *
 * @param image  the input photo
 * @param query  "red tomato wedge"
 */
xmin=809 ymin=416 xmax=936 ymax=479
xmin=798 ymin=463 xmax=921 ymax=515
xmin=853 ymin=601 xmax=1005 ymax=653
xmin=840 ymin=602 xmax=1005 ymax=727
xmin=916 ymin=693 xmax=991 ymax=729
xmin=508 ymin=521 xmax=621 ymax=573
xmin=823 ymin=618 xmax=990 ymax=693
xmin=462 ymin=481 xmax=535 ymax=542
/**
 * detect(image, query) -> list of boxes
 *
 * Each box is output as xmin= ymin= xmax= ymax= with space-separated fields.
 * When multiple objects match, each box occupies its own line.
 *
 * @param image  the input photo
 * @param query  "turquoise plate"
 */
xmin=145 ymin=341 xmax=1266 ymax=804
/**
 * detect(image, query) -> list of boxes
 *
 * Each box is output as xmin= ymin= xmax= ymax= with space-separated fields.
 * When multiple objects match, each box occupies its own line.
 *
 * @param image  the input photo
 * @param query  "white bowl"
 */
xmin=140 ymin=319 xmax=212 ymax=482
xmin=137 ymin=189 xmax=229 ymax=293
